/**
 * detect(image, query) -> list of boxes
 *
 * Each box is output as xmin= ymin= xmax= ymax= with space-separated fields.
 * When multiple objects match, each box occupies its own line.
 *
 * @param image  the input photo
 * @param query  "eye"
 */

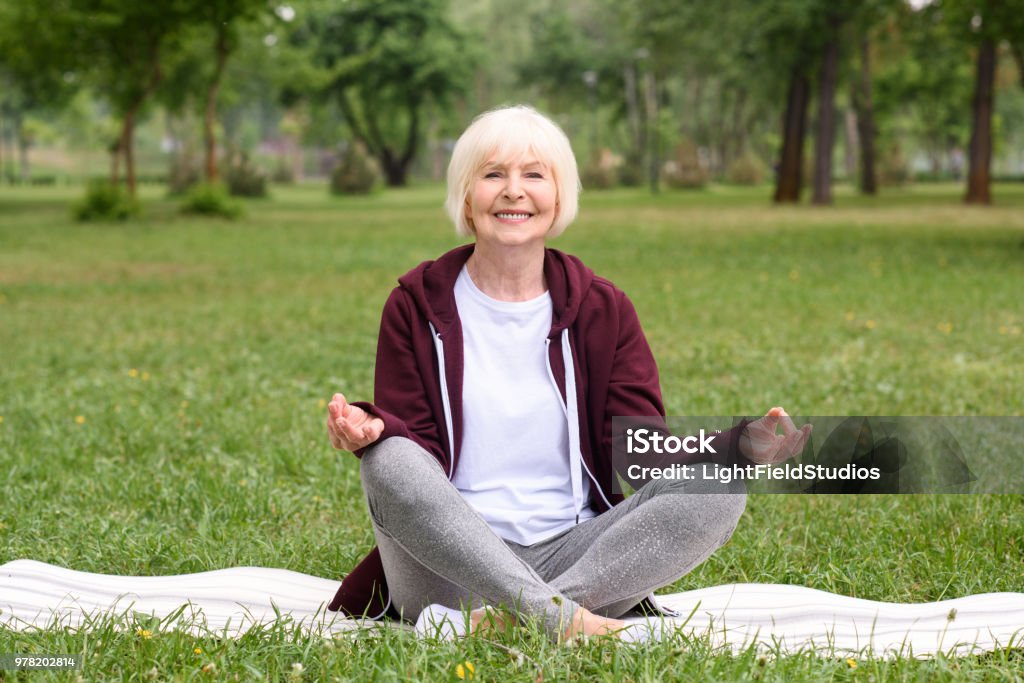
xmin=526 ymin=172 xmax=544 ymax=179
xmin=484 ymin=171 xmax=502 ymax=179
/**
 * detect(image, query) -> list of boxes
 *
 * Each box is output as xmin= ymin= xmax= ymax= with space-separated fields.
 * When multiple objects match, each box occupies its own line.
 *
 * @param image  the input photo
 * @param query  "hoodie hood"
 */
xmin=397 ymin=244 xmax=595 ymax=338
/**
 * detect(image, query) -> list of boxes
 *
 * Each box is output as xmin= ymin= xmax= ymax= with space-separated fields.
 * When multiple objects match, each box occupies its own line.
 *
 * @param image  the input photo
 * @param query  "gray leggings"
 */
xmin=360 ymin=437 xmax=746 ymax=638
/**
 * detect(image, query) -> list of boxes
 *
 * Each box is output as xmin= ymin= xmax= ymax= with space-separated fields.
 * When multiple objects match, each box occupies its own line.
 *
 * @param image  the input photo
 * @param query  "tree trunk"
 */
xmin=205 ymin=25 xmax=230 ymax=183
xmin=843 ymin=109 xmax=858 ymax=181
xmin=122 ymin=107 xmax=137 ymax=196
xmin=812 ymin=23 xmax=841 ymax=205
xmin=380 ymin=150 xmax=407 ymax=186
xmin=18 ymin=128 xmax=30 ymax=183
xmin=965 ymin=39 xmax=996 ymax=204
xmin=623 ymin=62 xmax=641 ymax=155
xmin=644 ymin=69 xmax=659 ymax=194
xmin=854 ymin=36 xmax=877 ymax=195
xmin=110 ymin=138 xmax=121 ymax=186
xmin=773 ymin=69 xmax=810 ymax=203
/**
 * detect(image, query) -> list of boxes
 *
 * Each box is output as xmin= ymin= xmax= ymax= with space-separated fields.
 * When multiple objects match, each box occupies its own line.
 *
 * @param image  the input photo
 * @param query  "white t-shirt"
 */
xmin=452 ymin=266 xmax=595 ymax=545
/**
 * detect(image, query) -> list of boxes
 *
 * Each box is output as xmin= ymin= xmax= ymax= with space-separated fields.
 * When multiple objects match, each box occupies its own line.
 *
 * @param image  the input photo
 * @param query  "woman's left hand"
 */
xmin=739 ymin=407 xmax=812 ymax=465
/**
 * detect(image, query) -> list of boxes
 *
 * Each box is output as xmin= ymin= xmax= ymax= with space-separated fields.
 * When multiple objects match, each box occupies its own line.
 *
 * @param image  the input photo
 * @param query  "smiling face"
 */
xmin=464 ymin=154 xmax=558 ymax=250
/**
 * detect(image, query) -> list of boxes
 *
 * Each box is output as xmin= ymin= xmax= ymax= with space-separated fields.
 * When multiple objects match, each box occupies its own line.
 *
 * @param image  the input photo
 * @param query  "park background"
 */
xmin=1 ymin=0 xmax=1023 ymax=680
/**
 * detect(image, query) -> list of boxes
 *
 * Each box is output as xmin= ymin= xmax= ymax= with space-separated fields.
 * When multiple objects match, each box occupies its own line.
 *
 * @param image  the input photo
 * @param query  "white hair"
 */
xmin=445 ymin=105 xmax=580 ymax=238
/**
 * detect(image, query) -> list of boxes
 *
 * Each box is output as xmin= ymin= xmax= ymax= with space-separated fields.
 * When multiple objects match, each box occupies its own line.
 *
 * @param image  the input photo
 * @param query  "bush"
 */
xmin=726 ymin=152 xmax=768 ymax=185
xmin=879 ymin=145 xmax=910 ymax=187
xmin=271 ymin=159 xmax=295 ymax=184
xmin=180 ymin=182 xmax=242 ymax=219
xmin=224 ymin=154 xmax=268 ymax=198
xmin=663 ymin=140 xmax=708 ymax=189
xmin=617 ymin=151 xmax=645 ymax=187
xmin=73 ymin=180 xmax=140 ymax=222
xmin=581 ymin=149 xmax=618 ymax=190
xmin=167 ymin=155 xmax=201 ymax=195
xmin=330 ymin=141 xmax=379 ymax=195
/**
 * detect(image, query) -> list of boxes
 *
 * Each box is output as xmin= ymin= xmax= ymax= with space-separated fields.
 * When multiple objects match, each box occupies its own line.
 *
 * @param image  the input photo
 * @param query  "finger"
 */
xmin=328 ymin=401 xmax=339 ymax=418
xmin=759 ymin=412 xmax=780 ymax=435
xmin=777 ymin=409 xmax=798 ymax=436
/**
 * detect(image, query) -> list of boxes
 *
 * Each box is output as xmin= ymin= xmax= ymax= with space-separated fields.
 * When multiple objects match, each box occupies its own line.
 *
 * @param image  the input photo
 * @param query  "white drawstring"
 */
xmin=560 ymin=329 xmax=584 ymax=522
xmin=429 ymin=322 xmax=455 ymax=480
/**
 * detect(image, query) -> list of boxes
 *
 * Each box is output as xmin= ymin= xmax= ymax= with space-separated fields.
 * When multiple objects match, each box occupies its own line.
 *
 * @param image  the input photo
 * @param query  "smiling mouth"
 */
xmin=494 ymin=211 xmax=533 ymax=220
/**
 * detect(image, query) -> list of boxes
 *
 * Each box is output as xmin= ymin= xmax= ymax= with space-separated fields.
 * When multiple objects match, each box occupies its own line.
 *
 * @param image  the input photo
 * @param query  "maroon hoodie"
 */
xmin=327 ymin=244 xmax=747 ymax=617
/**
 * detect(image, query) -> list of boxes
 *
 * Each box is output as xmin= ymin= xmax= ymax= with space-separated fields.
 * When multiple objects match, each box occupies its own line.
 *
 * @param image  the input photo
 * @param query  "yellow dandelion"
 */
xmin=937 ymin=322 xmax=953 ymax=334
xmin=864 ymin=320 xmax=876 ymax=330
xmin=137 ymin=628 xmax=153 ymax=639
xmin=128 ymin=368 xmax=139 ymax=378
xmin=0 ymin=415 xmax=4 ymax=423
xmin=239 ymin=479 xmax=248 ymax=487
xmin=317 ymin=398 xmax=327 ymax=409
xmin=194 ymin=647 xmax=202 ymax=655
xmin=788 ymin=269 xmax=800 ymax=281
xmin=1011 ymin=327 xmax=1021 ymax=336
xmin=844 ymin=311 xmax=855 ymax=321
xmin=846 ymin=658 xmax=857 ymax=668
xmin=75 ymin=415 xmax=86 ymax=425
xmin=999 ymin=326 xmax=1009 ymax=335
xmin=141 ymin=372 xmax=151 ymax=381
xmin=455 ymin=661 xmax=475 ymax=680
xmin=180 ymin=400 xmax=189 ymax=409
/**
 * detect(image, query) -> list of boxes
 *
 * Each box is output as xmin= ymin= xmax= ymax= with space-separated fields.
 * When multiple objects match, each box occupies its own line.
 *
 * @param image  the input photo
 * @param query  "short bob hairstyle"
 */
xmin=445 ymin=105 xmax=580 ymax=238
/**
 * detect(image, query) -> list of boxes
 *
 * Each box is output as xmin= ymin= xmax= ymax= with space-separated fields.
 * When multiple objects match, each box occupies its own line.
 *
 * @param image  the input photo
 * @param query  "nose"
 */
xmin=502 ymin=173 xmax=524 ymax=199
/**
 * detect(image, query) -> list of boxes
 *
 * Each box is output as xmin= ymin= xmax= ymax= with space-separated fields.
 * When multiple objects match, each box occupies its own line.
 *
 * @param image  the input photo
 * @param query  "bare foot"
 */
xmin=469 ymin=606 xmax=515 ymax=635
xmin=562 ymin=607 xmax=628 ymax=641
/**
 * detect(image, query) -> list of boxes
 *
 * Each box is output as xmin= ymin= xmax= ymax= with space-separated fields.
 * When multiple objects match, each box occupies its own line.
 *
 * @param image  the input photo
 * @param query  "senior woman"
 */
xmin=325 ymin=105 xmax=809 ymax=642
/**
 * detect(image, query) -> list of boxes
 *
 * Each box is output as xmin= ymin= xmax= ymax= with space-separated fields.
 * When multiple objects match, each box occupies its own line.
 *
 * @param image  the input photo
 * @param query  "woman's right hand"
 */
xmin=327 ymin=393 xmax=385 ymax=452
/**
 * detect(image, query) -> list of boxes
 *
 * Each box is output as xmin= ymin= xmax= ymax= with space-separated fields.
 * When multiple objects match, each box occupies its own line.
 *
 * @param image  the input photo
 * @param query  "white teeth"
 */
xmin=496 ymin=212 xmax=531 ymax=219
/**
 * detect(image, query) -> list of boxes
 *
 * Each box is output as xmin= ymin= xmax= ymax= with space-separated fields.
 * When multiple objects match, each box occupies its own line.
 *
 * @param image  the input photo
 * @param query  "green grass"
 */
xmin=1 ymin=181 xmax=1023 ymax=681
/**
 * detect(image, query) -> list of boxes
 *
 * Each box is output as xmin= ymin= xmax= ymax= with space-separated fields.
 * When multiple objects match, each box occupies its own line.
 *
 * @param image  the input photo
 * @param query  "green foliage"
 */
xmin=726 ymin=152 xmax=768 ymax=185
xmin=180 ymin=181 xmax=243 ymax=218
xmin=299 ymin=0 xmax=472 ymax=185
xmin=73 ymin=179 xmax=140 ymax=221
xmin=224 ymin=154 xmax=268 ymax=198
xmin=330 ymin=142 xmax=379 ymax=195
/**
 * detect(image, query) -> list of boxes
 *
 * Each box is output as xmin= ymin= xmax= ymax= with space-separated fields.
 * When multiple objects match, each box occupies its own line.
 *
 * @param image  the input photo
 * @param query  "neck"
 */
xmin=466 ymin=243 xmax=546 ymax=301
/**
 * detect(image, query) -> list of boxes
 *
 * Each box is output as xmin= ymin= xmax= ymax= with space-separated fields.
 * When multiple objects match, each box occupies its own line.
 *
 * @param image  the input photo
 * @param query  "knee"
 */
xmin=653 ymin=477 xmax=746 ymax=545
xmin=360 ymin=437 xmax=443 ymax=502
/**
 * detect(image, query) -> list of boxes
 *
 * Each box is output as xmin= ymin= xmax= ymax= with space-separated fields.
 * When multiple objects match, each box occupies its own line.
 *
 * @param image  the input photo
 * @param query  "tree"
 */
xmin=74 ymin=0 xmax=191 ymax=195
xmin=184 ymin=0 xmax=273 ymax=183
xmin=299 ymin=0 xmax=470 ymax=187
xmin=0 ymin=2 xmax=80 ymax=182
xmin=939 ymin=0 xmax=1024 ymax=204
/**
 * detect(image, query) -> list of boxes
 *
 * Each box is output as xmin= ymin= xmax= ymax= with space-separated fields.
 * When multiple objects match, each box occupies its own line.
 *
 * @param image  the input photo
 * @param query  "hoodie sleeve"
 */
xmin=351 ymin=287 xmax=449 ymax=463
xmin=601 ymin=290 xmax=752 ymax=478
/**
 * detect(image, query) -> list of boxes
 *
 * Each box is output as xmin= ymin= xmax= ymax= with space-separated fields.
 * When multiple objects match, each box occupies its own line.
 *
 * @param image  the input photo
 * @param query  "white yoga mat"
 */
xmin=2 ymin=559 xmax=1022 ymax=657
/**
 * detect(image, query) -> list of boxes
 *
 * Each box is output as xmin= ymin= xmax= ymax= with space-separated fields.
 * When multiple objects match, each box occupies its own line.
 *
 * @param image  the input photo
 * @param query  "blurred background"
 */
xmin=0 ymin=0 xmax=1022 ymax=206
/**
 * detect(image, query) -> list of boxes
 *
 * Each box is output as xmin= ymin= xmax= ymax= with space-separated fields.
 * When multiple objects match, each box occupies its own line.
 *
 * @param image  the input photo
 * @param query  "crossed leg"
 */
xmin=359 ymin=437 xmax=745 ymax=640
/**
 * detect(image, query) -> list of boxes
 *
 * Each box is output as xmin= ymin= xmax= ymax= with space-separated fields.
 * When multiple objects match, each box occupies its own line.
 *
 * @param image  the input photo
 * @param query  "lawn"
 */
xmin=1 ymin=182 xmax=1023 ymax=680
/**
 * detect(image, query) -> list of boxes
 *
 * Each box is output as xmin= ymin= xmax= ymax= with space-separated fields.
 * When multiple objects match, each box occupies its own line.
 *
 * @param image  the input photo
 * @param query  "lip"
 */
xmin=493 ymin=211 xmax=534 ymax=223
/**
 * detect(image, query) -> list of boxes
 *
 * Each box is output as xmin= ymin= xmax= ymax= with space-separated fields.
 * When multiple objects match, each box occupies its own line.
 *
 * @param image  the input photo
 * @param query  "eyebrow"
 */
xmin=482 ymin=160 xmax=547 ymax=171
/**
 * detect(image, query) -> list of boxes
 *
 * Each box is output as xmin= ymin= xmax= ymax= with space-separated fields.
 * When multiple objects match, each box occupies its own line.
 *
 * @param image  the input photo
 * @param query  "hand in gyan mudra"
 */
xmin=326 ymin=393 xmax=385 ymax=452
xmin=739 ymin=407 xmax=812 ymax=465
